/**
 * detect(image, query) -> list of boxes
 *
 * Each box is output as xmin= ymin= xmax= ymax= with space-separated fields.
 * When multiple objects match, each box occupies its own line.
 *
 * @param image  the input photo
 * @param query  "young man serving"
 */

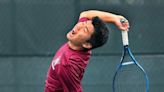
xmin=44 ymin=10 xmax=130 ymax=92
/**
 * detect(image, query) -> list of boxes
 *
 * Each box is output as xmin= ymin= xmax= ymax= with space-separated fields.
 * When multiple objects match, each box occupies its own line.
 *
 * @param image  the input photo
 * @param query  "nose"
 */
xmin=75 ymin=23 xmax=83 ymax=30
xmin=74 ymin=22 xmax=85 ymax=32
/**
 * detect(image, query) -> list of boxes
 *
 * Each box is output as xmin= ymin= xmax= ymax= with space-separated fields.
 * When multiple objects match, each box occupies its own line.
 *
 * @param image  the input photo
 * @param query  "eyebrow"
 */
xmin=85 ymin=26 xmax=90 ymax=33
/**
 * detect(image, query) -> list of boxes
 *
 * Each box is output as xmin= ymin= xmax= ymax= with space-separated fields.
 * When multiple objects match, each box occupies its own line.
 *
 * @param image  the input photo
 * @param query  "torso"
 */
xmin=45 ymin=42 xmax=91 ymax=91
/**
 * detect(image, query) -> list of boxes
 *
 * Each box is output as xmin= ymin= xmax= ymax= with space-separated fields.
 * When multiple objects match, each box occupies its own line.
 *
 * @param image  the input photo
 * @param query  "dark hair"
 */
xmin=86 ymin=16 xmax=109 ymax=50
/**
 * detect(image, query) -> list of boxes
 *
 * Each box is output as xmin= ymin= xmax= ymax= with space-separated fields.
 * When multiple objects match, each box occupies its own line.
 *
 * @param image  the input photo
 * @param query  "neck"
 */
xmin=68 ymin=41 xmax=84 ymax=51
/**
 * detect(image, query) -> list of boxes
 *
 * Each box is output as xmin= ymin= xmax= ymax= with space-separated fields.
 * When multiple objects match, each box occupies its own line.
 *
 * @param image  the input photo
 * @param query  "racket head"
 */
xmin=112 ymin=46 xmax=149 ymax=92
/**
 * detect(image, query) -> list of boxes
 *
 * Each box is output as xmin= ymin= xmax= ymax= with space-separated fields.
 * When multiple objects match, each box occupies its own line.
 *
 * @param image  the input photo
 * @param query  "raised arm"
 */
xmin=79 ymin=10 xmax=130 ymax=31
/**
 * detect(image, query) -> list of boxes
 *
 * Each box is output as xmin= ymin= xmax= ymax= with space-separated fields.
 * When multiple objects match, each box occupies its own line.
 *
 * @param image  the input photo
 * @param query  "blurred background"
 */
xmin=0 ymin=0 xmax=164 ymax=92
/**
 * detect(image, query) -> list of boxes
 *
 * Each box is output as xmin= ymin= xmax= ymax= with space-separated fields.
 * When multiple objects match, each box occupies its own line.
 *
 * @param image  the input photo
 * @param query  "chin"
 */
xmin=66 ymin=33 xmax=72 ymax=41
xmin=66 ymin=33 xmax=69 ymax=39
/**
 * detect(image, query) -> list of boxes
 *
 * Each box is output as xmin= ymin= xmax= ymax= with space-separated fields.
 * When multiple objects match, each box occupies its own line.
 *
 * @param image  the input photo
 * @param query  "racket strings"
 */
xmin=115 ymin=64 xmax=146 ymax=92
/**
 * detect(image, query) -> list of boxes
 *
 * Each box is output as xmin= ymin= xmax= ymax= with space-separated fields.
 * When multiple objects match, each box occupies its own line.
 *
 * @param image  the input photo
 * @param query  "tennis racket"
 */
xmin=112 ymin=19 xmax=149 ymax=92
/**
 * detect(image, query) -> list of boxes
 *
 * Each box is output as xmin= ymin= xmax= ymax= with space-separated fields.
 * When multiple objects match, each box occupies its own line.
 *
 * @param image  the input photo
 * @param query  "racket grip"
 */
xmin=122 ymin=31 xmax=129 ymax=46
xmin=120 ymin=19 xmax=129 ymax=46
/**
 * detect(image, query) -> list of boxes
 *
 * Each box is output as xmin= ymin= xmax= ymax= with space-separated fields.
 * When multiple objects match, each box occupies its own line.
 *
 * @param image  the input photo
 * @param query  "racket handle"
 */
xmin=120 ymin=19 xmax=129 ymax=46
xmin=122 ymin=31 xmax=129 ymax=46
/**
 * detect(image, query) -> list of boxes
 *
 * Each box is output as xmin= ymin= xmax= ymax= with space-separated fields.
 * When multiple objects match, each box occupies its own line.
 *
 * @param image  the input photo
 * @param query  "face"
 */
xmin=67 ymin=20 xmax=94 ymax=47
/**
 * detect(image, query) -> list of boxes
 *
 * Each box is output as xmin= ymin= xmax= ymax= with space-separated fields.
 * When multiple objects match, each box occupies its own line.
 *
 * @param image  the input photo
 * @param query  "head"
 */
xmin=67 ymin=16 xmax=109 ymax=50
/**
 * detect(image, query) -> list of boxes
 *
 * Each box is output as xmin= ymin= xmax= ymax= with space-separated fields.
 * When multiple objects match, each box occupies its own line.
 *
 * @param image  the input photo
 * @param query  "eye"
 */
xmin=84 ymin=28 xmax=87 ymax=32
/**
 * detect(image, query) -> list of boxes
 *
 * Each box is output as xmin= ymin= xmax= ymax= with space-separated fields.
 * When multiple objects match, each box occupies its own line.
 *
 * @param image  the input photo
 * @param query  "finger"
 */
xmin=122 ymin=21 xmax=130 ymax=29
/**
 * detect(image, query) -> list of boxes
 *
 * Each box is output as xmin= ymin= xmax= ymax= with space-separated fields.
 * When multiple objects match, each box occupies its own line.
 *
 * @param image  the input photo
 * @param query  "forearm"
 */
xmin=80 ymin=10 xmax=130 ymax=31
xmin=79 ymin=10 xmax=118 ymax=23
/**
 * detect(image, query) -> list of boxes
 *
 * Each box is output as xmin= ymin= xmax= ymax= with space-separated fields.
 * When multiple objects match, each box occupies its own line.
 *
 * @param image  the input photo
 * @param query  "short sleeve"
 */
xmin=78 ymin=17 xmax=89 ymax=22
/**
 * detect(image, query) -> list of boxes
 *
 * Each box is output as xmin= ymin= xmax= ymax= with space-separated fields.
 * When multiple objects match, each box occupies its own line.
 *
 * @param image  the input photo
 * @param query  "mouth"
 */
xmin=72 ymin=30 xmax=75 ymax=34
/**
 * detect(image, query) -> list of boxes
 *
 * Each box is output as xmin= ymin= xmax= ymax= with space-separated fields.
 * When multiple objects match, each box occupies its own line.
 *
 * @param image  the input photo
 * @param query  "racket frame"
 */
xmin=112 ymin=45 xmax=149 ymax=92
xmin=112 ymin=19 xmax=149 ymax=92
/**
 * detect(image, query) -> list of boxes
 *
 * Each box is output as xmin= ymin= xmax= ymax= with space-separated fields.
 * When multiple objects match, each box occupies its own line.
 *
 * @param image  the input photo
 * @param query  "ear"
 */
xmin=82 ymin=42 xmax=92 ymax=49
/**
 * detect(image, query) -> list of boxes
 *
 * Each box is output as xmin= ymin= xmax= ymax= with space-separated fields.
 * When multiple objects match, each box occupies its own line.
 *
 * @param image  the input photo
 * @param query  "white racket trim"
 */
xmin=122 ymin=31 xmax=129 ymax=46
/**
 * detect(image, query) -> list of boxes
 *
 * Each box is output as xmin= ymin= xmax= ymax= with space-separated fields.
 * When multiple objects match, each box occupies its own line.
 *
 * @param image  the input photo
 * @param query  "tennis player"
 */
xmin=44 ymin=10 xmax=129 ymax=92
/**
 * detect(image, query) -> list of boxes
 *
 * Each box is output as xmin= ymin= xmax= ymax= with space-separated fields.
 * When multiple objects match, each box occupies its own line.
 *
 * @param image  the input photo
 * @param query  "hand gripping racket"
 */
xmin=112 ymin=19 xmax=149 ymax=92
